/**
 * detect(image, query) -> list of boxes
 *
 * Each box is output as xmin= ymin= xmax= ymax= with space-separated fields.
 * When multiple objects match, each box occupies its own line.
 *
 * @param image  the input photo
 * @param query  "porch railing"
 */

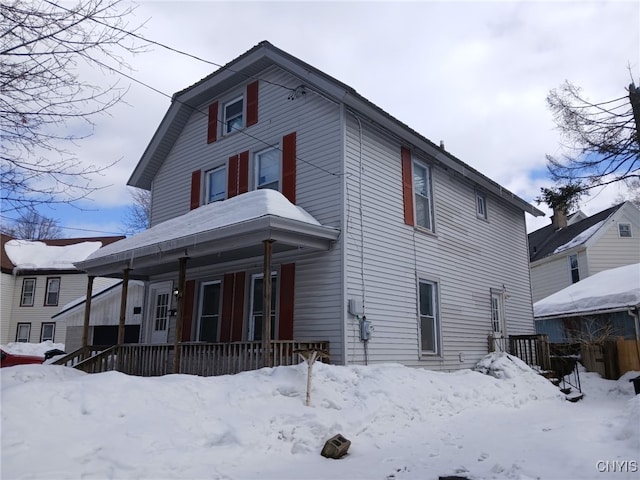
xmin=51 ymin=345 xmax=111 ymax=368
xmin=70 ymin=341 xmax=330 ymax=377
xmin=508 ymin=334 xmax=551 ymax=371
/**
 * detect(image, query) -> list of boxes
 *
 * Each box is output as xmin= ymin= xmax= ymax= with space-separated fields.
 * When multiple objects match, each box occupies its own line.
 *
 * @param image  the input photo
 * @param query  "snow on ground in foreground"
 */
xmin=1 ymin=351 xmax=638 ymax=480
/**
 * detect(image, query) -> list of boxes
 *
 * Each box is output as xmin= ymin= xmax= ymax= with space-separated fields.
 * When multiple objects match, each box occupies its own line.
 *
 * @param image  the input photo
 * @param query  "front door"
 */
xmin=491 ymin=290 xmax=506 ymax=351
xmin=149 ymin=282 xmax=172 ymax=344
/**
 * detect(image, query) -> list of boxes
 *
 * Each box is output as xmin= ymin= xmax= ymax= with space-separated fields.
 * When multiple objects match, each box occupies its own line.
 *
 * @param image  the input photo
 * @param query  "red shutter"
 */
xmin=190 ymin=170 xmax=201 ymax=210
xmin=238 ymin=151 xmax=249 ymax=194
xmin=231 ymin=272 xmax=245 ymax=341
xmin=246 ymin=81 xmax=259 ymax=127
xmin=282 ymin=132 xmax=296 ymax=203
xmin=181 ymin=280 xmax=196 ymax=341
xmin=401 ymin=146 xmax=414 ymax=226
xmin=278 ymin=263 xmax=295 ymax=340
xmin=228 ymin=154 xmax=239 ymax=198
xmin=207 ymin=102 xmax=218 ymax=143
xmin=220 ymin=273 xmax=235 ymax=342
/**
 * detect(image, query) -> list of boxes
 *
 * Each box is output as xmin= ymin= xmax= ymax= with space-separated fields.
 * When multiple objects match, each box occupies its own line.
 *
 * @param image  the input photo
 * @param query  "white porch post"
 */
xmin=173 ymin=257 xmax=188 ymax=374
xmin=117 ymin=268 xmax=130 ymax=346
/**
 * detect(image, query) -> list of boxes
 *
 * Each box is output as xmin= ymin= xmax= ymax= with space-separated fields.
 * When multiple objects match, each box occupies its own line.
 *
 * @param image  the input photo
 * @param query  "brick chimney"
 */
xmin=551 ymin=207 xmax=568 ymax=230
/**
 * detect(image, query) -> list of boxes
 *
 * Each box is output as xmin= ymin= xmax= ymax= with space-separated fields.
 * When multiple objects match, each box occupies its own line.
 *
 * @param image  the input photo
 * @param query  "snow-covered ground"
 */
xmin=1 ymin=342 xmax=638 ymax=480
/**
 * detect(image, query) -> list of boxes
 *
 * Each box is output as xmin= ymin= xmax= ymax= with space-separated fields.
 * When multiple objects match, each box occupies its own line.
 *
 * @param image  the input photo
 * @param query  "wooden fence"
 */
xmin=581 ymin=337 xmax=640 ymax=380
xmin=65 ymin=341 xmax=330 ymax=377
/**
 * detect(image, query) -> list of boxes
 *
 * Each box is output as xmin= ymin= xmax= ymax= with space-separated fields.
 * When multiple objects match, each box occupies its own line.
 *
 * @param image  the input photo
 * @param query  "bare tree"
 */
xmin=1 ymin=0 xmax=145 ymax=213
xmin=613 ymin=178 xmax=640 ymax=208
xmin=121 ymin=187 xmax=150 ymax=234
xmin=545 ymin=79 xmax=640 ymax=190
xmin=3 ymin=211 xmax=64 ymax=240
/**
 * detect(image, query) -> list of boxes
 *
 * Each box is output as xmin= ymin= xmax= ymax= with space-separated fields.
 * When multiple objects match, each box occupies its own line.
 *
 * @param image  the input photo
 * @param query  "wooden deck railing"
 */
xmin=508 ymin=334 xmax=551 ymax=371
xmin=52 ymin=345 xmax=111 ymax=368
xmin=70 ymin=341 xmax=330 ymax=377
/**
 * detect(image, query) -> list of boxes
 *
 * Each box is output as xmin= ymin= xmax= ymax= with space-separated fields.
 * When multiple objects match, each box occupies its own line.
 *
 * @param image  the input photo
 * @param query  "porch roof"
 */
xmin=75 ymin=190 xmax=340 ymax=279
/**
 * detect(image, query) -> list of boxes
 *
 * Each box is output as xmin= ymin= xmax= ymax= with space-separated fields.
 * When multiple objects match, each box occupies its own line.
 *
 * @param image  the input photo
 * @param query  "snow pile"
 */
xmin=5 ymin=240 xmax=102 ymax=270
xmin=534 ymin=263 xmax=640 ymax=317
xmin=4 ymin=355 xmax=638 ymax=480
xmin=2 ymin=341 xmax=65 ymax=356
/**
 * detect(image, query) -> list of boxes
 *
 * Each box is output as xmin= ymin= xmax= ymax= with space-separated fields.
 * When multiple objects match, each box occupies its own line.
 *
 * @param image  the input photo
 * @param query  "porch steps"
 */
xmin=538 ymin=368 xmax=584 ymax=402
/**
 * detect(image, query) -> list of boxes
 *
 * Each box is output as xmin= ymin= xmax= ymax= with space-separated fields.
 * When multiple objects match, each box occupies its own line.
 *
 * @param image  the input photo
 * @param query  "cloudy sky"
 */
xmin=12 ymin=0 xmax=639 ymax=236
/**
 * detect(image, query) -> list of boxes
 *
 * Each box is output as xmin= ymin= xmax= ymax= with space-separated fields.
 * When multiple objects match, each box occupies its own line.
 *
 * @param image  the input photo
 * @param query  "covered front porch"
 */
xmin=70 ymin=191 xmax=341 ymax=376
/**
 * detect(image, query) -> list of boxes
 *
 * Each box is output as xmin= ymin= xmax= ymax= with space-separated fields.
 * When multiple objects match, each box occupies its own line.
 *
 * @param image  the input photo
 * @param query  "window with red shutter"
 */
xmin=190 ymin=170 xmax=202 ymax=210
xmin=401 ymin=147 xmax=414 ymax=226
xmin=282 ymin=132 xmax=296 ymax=203
xmin=246 ymin=81 xmax=258 ymax=127
xmin=207 ymin=102 xmax=218 ymax=143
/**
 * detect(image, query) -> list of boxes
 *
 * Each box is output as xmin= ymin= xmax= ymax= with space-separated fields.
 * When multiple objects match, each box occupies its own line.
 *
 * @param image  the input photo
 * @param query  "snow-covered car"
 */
xmin=0 ymin=348 xmax=66 ymax=367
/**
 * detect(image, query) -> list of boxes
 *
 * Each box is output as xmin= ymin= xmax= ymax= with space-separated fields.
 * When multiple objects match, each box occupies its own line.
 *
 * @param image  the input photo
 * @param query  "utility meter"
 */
xmin=360 ymin=318 xmax=373 ymax=341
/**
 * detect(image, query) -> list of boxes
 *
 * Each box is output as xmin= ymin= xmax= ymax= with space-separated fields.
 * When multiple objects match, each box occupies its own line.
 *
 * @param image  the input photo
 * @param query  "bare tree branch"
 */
xmin=0 ymin=0 xmax=146 ymax=212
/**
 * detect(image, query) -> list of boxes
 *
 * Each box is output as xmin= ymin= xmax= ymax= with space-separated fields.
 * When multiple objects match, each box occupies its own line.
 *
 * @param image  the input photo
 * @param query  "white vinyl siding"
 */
xmin=148 ymin=66 xmax=345 ymax=362
xmin=345 ymin=114 xmax=535 ymax=370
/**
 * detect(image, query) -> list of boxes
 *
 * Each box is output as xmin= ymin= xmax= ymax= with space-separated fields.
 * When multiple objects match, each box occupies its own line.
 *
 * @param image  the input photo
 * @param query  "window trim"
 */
xmin=16 ymin=323 xmax=31 ymax=342
xmin=44 ymin=277 xmax=61 ymax=306
xmin=412 ymin=160 xmax=434 ymax=232
xmin=569 ymin=253 xmax=580 ymax=283
xmin=417 ymin=278 xmax=441 ymax=356
xmin=254 ymin=147 xmax=281 ymax=192
xmin=476 ymin=191 xmax=488 ymax=220
xmin=40 ymin=322 xmax=55 ymax=342
xmin=20 ymin=277 xmax=36 ymax=307
xmin=248 ymin=272 xmax=278 ymax=341
xmin=618 ymin=223 xmax=632 ymax=238
xmin=205 ymin=164 xmax=227 ymax=204
xmin=223 ymin=95 xmax=244 ymax=135
xmin=197 ymin=280 xmax=222 ymax=342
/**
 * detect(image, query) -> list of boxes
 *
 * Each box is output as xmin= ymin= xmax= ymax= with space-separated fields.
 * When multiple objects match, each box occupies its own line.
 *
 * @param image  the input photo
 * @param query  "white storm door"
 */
xmin=491 ymin=291 xmax=506 ymax=351
xmin=149 ymin=282 xmax=172 ymax=344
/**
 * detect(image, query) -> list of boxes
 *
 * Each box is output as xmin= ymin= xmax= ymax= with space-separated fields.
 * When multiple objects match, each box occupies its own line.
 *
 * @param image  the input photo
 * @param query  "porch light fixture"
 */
xmin=168 ymin=309 xmax=177 ymax=317
xmin=173 ymin=288 xmax=180 ymax=298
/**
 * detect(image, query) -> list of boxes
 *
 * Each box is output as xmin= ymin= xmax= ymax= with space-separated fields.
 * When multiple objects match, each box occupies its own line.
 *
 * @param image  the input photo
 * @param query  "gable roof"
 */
xmin=1 ymin=235 xmax=125 ymax=274
xmin=128 ymin=40 xmax=543 ymax=218
xmin=528 ymin=203 xmax=624 ymax=262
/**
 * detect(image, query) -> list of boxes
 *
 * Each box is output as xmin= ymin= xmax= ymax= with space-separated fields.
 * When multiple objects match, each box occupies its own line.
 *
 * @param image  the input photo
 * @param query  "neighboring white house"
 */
xmin=75 ymin=41 xmax=544 ymax=371
xmin=53 ymin=280 xmax=146 ymax=353
xmin=0 ymin=234 xmax=124 ymax=345
xmin=528 ymin=202 xmax=640 ymax=303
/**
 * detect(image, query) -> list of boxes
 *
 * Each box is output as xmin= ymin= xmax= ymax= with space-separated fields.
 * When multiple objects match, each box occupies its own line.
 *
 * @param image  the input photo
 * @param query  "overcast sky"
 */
xmin=15 ymin=0 xmax=640 ymax=236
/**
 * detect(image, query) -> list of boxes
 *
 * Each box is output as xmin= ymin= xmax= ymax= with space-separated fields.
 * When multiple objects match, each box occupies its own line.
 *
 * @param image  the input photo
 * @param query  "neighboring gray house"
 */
xmin=75 ymin=41 xmax=543 ymax=371
xmin=528 ymin=202 xmax=640 ymax=303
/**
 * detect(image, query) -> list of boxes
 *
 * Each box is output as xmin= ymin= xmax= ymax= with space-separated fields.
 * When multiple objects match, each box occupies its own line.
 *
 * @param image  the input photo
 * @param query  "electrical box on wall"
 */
xmin=348 ymin=298 xmax=364 ymax=316
xmin=360 ymin=319 xmax=373 ymax=341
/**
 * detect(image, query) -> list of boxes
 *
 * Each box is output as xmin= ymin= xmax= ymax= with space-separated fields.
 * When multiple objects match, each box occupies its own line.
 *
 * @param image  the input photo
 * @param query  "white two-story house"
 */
xmin=76 ymin=41 xmax=544 ymax=371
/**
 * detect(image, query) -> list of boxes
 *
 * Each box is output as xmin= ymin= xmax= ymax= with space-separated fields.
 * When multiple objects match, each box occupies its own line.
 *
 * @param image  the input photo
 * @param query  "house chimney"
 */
xmin=551 ymin=207 xmax=568 ymax=230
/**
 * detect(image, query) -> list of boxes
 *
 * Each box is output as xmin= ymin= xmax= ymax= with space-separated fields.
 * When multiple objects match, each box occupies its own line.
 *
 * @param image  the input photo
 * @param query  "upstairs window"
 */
xmin=619 ymin=223 xmax=632 ymax=237
xmin=569 ymin=254 xmax=580 ymax=283
xmin=476 ymin=192 xmax=487 ymax=219
xmin=44 ymin=277 xmax=60 ymax=306
xmin=256 ymin=148 xmax=280 ymax=191
xmin=413 ymin=161 xmax=434 ymax=231
xmin=206 ymin=165 xmax=227 ymax=203
xmin=223 ymin=97 xmax=243 ymax=134
xmin=20 ymin=278 xmax=36 ymax=307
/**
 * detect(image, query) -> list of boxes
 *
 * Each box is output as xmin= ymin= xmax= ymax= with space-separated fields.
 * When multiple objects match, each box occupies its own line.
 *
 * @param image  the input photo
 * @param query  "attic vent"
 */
xmin=439 ymin=140 xmax=445 ymax=150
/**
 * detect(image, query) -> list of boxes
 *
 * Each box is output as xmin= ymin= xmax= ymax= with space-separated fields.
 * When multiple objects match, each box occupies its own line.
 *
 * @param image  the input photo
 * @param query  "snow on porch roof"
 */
xmin=533 ymin=263 xmax=640 ymax=319
xmin=76 ymin=190 xmax=340 ymax=277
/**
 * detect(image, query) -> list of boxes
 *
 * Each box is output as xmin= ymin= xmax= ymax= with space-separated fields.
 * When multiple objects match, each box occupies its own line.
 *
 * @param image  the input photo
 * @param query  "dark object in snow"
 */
xmin=439 ymin=476 xmax=470 ymax=480
xmin=630 ymin=376 xmax=640 ymax=395
xmin=44 ymin=349 xmax=66 ymax=360
xmin=321 ymin=434 xmax=350 ymax=459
